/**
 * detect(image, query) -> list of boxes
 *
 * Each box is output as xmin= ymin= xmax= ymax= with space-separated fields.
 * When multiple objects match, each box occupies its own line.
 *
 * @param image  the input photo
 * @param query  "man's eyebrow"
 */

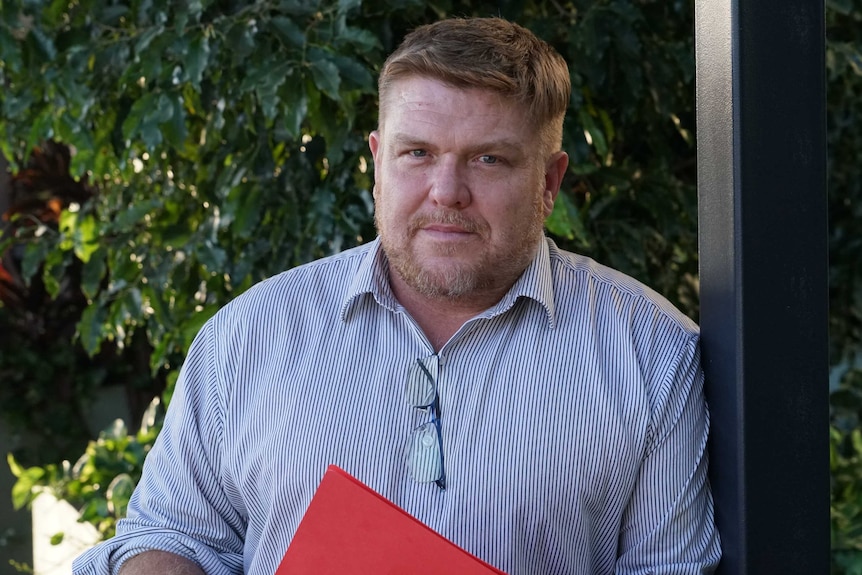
xmin=390 ymin=133 xmax=429 ymax=148
xmin=388 ymin=133 xmax=525 ymax=155
xmin=466 ymin=139 xmax=524 ymax=154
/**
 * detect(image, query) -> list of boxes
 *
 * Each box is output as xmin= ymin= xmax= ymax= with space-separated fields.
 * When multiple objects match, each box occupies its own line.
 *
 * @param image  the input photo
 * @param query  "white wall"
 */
xmin=31 ymin=493 xmax=100 ymax=575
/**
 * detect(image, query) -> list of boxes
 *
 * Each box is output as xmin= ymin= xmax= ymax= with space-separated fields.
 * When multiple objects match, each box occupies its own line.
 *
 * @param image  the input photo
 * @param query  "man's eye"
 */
xmin=409 ymin=150 xmax=427 ymax=157
xmin=478 ymin=155 xmax=498 ymax=164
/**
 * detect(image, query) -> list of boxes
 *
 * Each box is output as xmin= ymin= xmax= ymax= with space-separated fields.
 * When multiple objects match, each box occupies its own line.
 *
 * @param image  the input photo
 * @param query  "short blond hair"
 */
xmin=378 ymin=17 xmax=571 ymax=153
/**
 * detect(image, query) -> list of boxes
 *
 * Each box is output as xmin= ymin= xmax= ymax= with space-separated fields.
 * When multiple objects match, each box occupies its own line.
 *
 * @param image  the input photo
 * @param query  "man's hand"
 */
xmin=118 ymin=550 xmax=205 ymax=575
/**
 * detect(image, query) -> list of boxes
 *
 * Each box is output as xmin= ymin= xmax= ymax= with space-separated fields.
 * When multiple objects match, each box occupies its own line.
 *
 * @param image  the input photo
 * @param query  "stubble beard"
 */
xmin=376 ymin=196 xmax=547 ymax=302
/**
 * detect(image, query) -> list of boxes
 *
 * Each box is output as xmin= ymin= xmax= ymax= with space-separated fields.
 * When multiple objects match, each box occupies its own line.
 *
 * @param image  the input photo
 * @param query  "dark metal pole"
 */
xmin=695 ymin=0 xmax=829 ymax=573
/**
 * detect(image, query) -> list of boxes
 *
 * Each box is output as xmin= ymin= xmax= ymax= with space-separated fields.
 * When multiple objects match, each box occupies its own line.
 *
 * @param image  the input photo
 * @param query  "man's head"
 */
xmin=377 ymin=17 xmax=571 ymax=157
xmin=370 ymin=18 xmax=570 ymax=308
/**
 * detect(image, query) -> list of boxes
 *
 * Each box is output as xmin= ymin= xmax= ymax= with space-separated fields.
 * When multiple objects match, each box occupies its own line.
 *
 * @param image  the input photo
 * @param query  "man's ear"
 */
xmin=369 ymin=130 xmax=381 ymax=199
xmin=369 ymin=130 xmax=381 ymax=159
xmin=542 ymin=151 xmax=569 ymax=218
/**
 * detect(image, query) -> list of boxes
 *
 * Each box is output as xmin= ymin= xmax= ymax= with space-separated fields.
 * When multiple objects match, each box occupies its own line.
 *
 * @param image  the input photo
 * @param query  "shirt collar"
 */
xmin=340 ymin=237 xmax=556 ymax=328
xmin=340 ymin=238 xmax=397 ymax=320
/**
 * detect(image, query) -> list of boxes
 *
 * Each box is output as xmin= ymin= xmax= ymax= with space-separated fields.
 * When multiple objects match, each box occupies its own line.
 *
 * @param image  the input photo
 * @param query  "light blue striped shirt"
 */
xmin=73 ymin=237 xmax=721 ymax=575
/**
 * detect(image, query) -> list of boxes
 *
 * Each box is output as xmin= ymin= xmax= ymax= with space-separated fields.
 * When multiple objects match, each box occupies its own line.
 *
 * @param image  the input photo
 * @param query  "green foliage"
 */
xmin=0 ymin=319 xmax=96 ymax=463
xmin=0 ymin=1 xmax=700 ymax=368
xmin=828 ymin=2 xmax=862 ymax=572
xmin=0 ymin=0 xmax=860 ymax=571
xmin=1 ymin=0 xmax=390 ymax=378
xmin=827 ymin=0 xmax=862 ymax=372
xmin=0 ymin=142 xmax=161 ymax=466
xmin=832 ymin=357 xmax=862 ymax=573
xmin=7 ymin=398 xmax=163 ymax=540
xmin=833 ymin=427 xmax=862 ymax=574
xmin=6 ymin=560 xmax=33 ymax=574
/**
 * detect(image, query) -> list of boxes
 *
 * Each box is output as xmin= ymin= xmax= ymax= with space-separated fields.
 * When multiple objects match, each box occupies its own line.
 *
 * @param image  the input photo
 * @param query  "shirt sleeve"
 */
xmin=72 ymin=319 xmax=245 ymax=575
xmin=615 ymin=334 xmax=722 ymax=574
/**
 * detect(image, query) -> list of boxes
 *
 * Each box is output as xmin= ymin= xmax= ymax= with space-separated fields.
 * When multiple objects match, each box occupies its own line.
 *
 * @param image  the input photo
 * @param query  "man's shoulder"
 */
xmin=546 ymin=240 xmax=698 ymax=336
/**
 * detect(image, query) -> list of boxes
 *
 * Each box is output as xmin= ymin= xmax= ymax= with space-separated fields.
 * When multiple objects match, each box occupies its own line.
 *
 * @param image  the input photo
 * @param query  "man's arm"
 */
xmin=616 ymin=335 xmax=721 ymax=573
xmin=119 ymin=551 xmax=204 ymax=575
xmin=73 ymin=318 xmax=245 ymax=575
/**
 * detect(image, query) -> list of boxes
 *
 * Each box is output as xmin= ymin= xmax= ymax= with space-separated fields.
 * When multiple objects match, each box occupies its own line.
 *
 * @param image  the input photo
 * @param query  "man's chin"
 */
xmin=400 ymin=263 xmax=482 ymax=299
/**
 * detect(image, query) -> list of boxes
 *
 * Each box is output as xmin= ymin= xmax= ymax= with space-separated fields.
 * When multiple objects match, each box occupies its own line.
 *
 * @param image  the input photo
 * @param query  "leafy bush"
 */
xmin=0 ymin=142 xmax=163 ymax=467
xmin=833 ymin=426 xmax=862 ymax=574
xmin=8 ymin=397 xmax=163 ymax=540
xmin=828 ymin=0 xmax=862 ymax=571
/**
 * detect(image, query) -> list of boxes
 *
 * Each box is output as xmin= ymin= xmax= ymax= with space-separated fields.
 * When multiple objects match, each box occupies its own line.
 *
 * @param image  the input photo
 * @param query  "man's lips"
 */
xmin=422 ymin=224 xmax=472 ymax=235
xmin=408 ymin=211 xmax=484 ymax=239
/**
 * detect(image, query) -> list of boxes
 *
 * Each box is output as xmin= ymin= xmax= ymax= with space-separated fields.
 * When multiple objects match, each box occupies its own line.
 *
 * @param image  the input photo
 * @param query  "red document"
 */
xmin=275 ymin=465 xmax=507 ymax=574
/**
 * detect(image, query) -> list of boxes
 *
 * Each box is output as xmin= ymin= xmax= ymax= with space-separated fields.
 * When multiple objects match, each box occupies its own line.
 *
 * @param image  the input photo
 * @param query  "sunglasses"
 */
xmin=405 ymin=355 xmax=446 ymax=490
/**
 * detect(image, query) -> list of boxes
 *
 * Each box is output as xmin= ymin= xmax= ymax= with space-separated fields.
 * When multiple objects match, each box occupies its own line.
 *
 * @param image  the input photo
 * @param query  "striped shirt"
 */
xmin=73 ymin=237 xmax=721 ymax=575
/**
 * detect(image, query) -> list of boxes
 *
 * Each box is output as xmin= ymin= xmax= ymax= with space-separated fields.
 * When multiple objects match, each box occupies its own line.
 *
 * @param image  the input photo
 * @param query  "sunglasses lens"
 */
xmin=405 ymin=358 xmax=437 ymax=407
xmin=408 ymin=421 xmax=442 ymax=483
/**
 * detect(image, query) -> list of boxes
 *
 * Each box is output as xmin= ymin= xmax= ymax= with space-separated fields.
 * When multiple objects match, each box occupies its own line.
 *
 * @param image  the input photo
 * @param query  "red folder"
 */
xmin=275 ymin=465 xmax=507 ymax=574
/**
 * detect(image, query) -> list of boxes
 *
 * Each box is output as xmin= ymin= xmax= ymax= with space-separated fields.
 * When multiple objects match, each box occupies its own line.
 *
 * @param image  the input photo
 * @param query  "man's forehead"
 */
xmin=379 ymin=76 xmax=529 ymax=121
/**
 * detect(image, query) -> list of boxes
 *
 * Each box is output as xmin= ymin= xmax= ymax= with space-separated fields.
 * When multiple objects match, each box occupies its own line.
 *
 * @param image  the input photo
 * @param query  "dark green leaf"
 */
xmin=337 ymin=0 xmax=362 ymax=15
xmin=240 ymin=59 xmax=292 ymax=93
xmin=279 ymin=79 xmax=309 ymax=138
xmin=27 ymin=112 xmax=54 ymax=152
xmin=827 ymin=0 xmax=853 ymax=15
xmin=337 ymin=26 xmax=380 ymax=52
xmin=578 ymin=108 xmax=608 ymax=158
xmin=21 ymin=241 xmax=50 ymax=285
xmin=77 ymin=302 xmax=107 ymax=356
xmin=332 ymin=55 xmax=374 ymax=91
xmin=42 ymin=248 xmax=67 ymax=299
xmin=162 ymin=95 xmax=189 ymax=148
xmin=226 ymin=21 xmax=255 ymax=63
xmin=30 ymin=27 xmax=57 ymax=61
xmin=226 ymin=186 xmax=263 ymax=239
xmin=81 ymin=247 xmax=107 ymax=300
xmin=547 ymin=192 xmax=580 ymax=242
xmin=181 ymin=305 xmax=219 ymax=346
xmin=151 ymin=93 xmax=172 ymax=123
xmin=140 ymin=119 xmax=164 ymax=149
xmin=277 ymin=0 xmax=320 ymax=16
xmin=197 ymin=242 xmax=227 ymax=272
xmin=185 ymin=35 xmax=210 ymax=86
xmin=134 ymin=25 xmax=165 ymax=55
xmin=109 ymin=198 xmax=163 ymax=232
xmin=100 ymin=5 xmax=130 ymax=24
xmin=0 ymin=26 xmax=22 ymax=72
xmin=270 ymin=16 xmax=305 ymax=48
xmin=308 ymin=49 xmax=342 ymax=101
xmin=120 ymin=288 xmax=144 ymax=324
xmin=122 ymin=93 xmax=156 ymax=141
xmin=3 ymin=91 xmax=34 ymax=119
xmin=79 ymin=497 xmax=109 ymax=521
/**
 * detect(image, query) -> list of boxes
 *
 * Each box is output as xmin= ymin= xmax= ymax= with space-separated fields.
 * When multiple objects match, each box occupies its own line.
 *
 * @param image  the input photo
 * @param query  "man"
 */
xmin=74 ymin=17 xmax=721 ymax=575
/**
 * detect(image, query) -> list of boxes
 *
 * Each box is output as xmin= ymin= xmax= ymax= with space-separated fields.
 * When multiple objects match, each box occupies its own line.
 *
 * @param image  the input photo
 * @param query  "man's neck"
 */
xmin=389 ymin=274 xmax=512 ymax=352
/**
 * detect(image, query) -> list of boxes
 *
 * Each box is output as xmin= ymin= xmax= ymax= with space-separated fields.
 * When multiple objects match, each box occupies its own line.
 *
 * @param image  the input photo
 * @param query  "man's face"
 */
xmin=370 ymin=76 xmax=566 ymax=302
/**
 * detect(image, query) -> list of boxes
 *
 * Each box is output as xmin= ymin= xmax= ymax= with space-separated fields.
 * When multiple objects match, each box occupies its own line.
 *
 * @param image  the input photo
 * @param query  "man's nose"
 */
xmin=428 ymin=157 xmax=471 ymax=208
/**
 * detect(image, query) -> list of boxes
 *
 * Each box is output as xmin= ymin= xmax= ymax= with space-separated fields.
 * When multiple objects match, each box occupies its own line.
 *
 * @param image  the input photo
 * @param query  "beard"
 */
xmin=376 ymin=193 xmax=547 ymax=302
